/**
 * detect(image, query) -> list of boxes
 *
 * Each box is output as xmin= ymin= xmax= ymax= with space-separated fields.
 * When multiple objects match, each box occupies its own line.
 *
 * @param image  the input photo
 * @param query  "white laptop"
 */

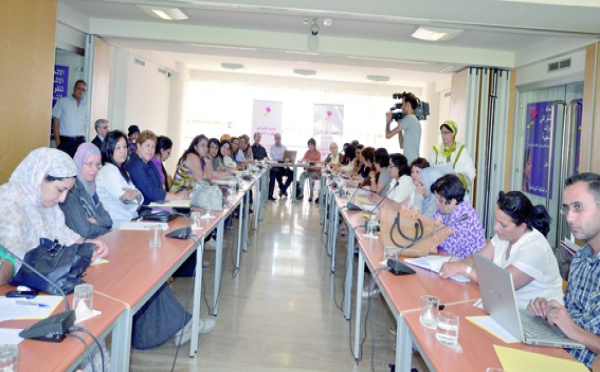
xmin=474 ymin=253 xmax=584 ymax=349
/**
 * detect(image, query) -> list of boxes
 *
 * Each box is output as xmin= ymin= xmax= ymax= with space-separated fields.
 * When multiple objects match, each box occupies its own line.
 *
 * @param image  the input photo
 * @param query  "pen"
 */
xmin=16 ymin=300 xmax=49 ymax=308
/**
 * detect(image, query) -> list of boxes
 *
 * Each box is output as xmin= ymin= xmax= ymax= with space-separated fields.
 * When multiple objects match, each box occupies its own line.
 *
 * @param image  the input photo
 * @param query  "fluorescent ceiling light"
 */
xmin=366 ymin=75 xmax=389 ymax=82
xmin=347 ymin=56 xmax=428 ymax=65
xmin=294 ymin=69 xmax=316 ymax=76
xmin=138 ymin=6 xmax=188 ymax=20
xmin=412 ymin=27 xmax=462 ymax=41
xmin=221 ymin=63 xmax=244 ymax=70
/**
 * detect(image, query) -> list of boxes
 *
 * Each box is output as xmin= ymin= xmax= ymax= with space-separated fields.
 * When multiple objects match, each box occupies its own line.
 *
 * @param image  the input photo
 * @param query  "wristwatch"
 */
xmin=465 ymin=264 xmax=473 ymax=276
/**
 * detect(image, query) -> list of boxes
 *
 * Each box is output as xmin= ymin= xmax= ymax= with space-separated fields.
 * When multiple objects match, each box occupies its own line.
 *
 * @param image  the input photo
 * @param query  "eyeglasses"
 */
xmin=560 ymin=201 xmax=600 ymax=215
xmin=83 ymin=162 xmax=102 ymax=169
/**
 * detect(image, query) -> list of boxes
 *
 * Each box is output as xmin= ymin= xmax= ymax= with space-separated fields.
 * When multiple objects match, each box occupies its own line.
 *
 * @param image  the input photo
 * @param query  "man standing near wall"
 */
xmin=91 ymin=119 xmax=110 ymax=149
xmin=384 ymin=92 xmax=421 ymax=163
xmin=52 ymin=80 xmax=89 ymax=157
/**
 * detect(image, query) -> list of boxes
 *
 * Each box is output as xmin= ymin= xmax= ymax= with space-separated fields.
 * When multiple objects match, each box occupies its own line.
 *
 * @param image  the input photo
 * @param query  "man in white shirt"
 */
xmin=268 ymin=133 xmax=293 ymax=200
xmin=52 ymin=80 xmax=89 ymax=157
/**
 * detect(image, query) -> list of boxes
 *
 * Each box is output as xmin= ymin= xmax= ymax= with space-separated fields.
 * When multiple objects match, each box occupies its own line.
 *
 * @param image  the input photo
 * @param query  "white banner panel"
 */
xmin=313 ymin=104 xmax=344 ymax=160
xmin=252 ymin=100 xmax=282 ymax=152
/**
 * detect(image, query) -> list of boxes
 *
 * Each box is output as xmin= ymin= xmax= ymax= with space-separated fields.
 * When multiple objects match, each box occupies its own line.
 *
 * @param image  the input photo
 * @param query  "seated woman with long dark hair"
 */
xmin=96 ymin=130 xmax=143 ymax=227
xmin=440 ymin=191 xmax=563 ymax=309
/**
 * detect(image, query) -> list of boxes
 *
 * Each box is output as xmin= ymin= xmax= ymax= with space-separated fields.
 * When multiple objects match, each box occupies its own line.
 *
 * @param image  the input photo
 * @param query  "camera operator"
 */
xmin=385 ymin=92 xmax=421 ymax=163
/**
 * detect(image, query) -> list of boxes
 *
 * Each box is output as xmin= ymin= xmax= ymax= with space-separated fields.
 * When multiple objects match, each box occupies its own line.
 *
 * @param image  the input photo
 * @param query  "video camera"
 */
xmin=390 ymin=92 xmax=430 ymax=121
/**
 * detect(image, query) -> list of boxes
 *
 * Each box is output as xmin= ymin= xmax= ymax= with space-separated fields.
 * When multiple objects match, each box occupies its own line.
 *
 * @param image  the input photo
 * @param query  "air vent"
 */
xmin=134 ymin=58 xmax=146 ymax=67
xmin=444 ymin=91 xmax=451 ymax=98
xmin=548 ymin=58 xmax=571 ymax=72
xmin=157 ymin=68 xmax=167 ymax=75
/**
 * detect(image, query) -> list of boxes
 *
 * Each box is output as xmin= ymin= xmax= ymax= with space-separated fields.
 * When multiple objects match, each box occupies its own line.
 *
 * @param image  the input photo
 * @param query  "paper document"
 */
xmin=0 ymin=328 xmax=23 ymax=344
xmin=148 ymin=200 xmax=191 ymax=208
xmin=466 ymin=315 xmax=520 ymax=343
xmin=119 ymin=222 xmax=169 ymax=230
xmin=0 ymin=296 xmax=63 ymax=321
xmin=404 ymin=256 xmax=470 ymax=283
xmin=494 ymin=344 xmax=588 ymax=372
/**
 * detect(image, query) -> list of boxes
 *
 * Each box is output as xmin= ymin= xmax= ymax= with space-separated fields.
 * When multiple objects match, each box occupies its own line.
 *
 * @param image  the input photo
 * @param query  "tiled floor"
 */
xmin=130 ymin=197 xmax=428 ymax=371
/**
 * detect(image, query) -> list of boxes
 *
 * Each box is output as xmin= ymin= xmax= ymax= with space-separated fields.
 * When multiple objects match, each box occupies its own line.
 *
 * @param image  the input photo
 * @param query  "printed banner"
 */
xmin=252 ymin=100 xmax=282 ymax=153
xmin=522 ymin=101 xmax=557 ymax=198
xmin=52 ymin=65 xmax=70 ymax=141
xmin=313 ymin=104 xmax=344 ymax=161
xmin=53 ymin=65 xmax=69 ymax=107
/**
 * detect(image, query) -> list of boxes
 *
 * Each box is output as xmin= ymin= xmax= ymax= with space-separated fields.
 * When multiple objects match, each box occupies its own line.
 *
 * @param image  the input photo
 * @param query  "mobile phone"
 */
xmin=6 ymin=290 xmax=39 ymax=299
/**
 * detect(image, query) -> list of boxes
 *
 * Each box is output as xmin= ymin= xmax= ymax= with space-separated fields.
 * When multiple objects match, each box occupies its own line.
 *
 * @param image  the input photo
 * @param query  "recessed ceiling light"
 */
xmin=367 ymin=75 xmax=389 ymax=82
xmin=294 ymin=69 xmax=316 ymax=76
xmin=411 ymin=27 xmax=462 ymax=42
xmin=221 ymin=63 xmax=244 ymax=70
xmin=138 ymin=6 xmax=188 ymax=20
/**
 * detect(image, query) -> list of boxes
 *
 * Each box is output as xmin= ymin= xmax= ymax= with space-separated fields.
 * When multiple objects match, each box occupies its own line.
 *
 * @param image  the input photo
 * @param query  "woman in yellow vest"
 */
xmin=430 ymin=120 xmax=476 ymax=193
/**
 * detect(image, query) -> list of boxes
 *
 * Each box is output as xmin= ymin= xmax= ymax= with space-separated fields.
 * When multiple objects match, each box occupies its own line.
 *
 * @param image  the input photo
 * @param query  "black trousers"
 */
xmin=57 ymin=136 xmax=85 ymax=158
xmin=269 ymin=167 xmax=293 ymax=197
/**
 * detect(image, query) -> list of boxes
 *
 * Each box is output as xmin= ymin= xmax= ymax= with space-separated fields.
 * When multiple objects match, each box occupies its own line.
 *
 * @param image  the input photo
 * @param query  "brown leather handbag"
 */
xmin=379 ymin=205 xmax=453 ymax=258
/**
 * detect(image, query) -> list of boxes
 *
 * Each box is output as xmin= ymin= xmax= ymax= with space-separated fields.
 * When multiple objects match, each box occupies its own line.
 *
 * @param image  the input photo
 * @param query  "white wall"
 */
xmin=123 ymin=54 xmax=171 ymax=137
xmin=515 ymin=48 xmax=586 ymax=89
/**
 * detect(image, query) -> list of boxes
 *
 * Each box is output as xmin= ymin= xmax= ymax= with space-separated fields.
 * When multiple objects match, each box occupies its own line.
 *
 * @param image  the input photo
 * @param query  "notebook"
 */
xmin=473 ymin=253 xmax=584 ymax=349
xmin=282 ymin=150 xmax=297 ymax=162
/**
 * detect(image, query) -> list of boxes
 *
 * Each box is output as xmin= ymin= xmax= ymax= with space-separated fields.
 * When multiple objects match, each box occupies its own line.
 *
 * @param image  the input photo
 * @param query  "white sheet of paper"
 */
xmin=0 ymin=328 xmax=23 ymax=344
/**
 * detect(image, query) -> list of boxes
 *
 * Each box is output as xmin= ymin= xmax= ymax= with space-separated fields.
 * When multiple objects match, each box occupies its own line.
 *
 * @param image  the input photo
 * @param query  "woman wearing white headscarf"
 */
xmin=60 ymin=143 xmax=113 ymax=238
xmin=0 ymin=147 xmax=108 ymax=285
xmin=430 ymin=120 xmax=476 ymax=193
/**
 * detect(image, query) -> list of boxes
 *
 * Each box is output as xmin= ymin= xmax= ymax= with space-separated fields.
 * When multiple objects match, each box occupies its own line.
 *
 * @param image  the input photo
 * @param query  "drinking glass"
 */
xmin=420 ymin=295 xmax=440 ymax=329
xmin=149 ymin=225 xmax=163 ymax=248
xmin=73 ymin=283 xmax=94 ymax=321
xmin=435 ymin=311 xmax=460 ymax=347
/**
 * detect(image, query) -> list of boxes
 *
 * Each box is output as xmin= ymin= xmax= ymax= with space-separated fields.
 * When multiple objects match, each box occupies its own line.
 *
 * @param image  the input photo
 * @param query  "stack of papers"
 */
xmin=119 ymin=222 xmax=169 ymax=230
xmin=404 ymin=256 xmax=470 ymax=283
xmin=0 ymin=296 xmax=63 ymax=322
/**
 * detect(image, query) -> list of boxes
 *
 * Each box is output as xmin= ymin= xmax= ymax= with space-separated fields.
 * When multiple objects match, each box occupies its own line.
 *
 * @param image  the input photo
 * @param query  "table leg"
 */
xmin=243 ymin=190 xmax=250 ymax=252
xmin=291 ymin=165 xmax=298 ymax=202
xmin=397 ymin=316 xmax=413 ymax=372
xmin=110 ymin=309 xmax=132 ymax=372
xmin=236 ymin=196 xmax=244 ymax=269
xmin=212 ymin=218 xmax=225 ymax=315
xmin=353 ymin=251 xmax=365 ymax=360
xmin=343 ymin=228 xmax=354 ymax=320
xmin=190 ymin=239 xmax=204 ymax=356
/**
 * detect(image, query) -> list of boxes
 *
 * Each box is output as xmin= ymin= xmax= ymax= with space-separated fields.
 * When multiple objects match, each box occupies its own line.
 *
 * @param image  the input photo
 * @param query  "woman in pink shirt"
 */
xmin=297 ymin=138 xmax=322 ymax=202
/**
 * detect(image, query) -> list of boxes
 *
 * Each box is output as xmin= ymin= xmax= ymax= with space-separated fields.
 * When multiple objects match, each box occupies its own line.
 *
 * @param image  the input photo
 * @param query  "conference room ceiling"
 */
xmin=58 ymin=0 xmax=600 ymax=87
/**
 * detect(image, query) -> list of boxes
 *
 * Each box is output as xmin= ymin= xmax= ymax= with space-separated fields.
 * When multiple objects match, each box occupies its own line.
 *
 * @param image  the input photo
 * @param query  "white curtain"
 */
xmin=464 ymin=68 xmax=512 ymax=237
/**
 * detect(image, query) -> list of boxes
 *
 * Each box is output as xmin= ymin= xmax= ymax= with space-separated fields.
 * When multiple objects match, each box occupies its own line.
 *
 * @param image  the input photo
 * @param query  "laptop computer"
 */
xmin=282 ymin=150 xmax=297 ymax=163
xmin=473 ymin=253 xmax=584 ymax=349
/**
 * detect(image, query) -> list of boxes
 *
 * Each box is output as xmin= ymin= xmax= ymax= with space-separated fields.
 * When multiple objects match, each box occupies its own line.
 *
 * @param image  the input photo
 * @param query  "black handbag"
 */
xmin=8 ymin=238 xmax=95 ymax=295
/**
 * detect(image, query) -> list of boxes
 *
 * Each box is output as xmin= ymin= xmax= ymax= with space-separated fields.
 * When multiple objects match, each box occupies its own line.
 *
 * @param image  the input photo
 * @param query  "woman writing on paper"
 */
xmin=431 ymin=174 xmax=486 ymax=259
xmin=430 ymin=120 xmax=476 ymax=193
xmin=440 ymin=191 xmax=563 ymax=309
xmin=59 ymin=143 xmax=113 ymax=238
